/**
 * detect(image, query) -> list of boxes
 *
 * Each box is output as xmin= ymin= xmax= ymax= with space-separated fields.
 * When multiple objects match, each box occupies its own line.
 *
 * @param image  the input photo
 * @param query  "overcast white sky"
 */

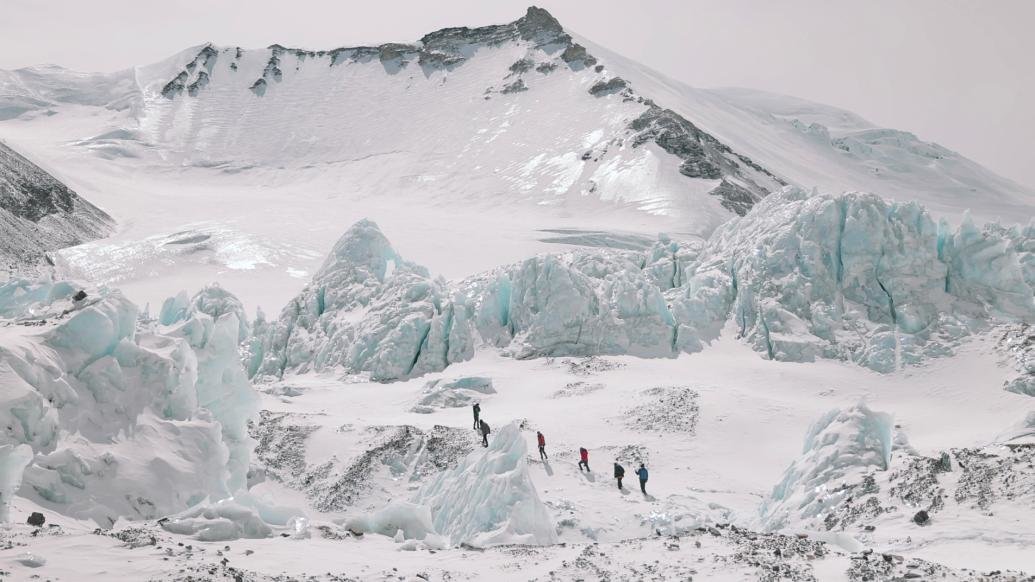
xmin=2 ymin=0 xmax=1033 ymax=189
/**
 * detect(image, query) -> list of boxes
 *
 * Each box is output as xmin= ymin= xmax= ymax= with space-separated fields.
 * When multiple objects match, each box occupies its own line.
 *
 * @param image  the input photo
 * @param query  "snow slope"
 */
xmin=579 ymin=40 xmax=1035 ymax=223
xmin=0 ymin=7 xmax=1031 ymax=314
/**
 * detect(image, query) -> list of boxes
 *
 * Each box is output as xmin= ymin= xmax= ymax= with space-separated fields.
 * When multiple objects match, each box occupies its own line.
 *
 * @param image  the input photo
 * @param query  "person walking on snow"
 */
xmin=479 ymin=419 xmax=490 ymax=447
xmin=537 ymin=431 xmax=548 ymax=460
xmin=613 ymin=463 xmax=625 ymax=490
xmin=636 ymin=463 xmax=649 ymax=494
xmin=472 ymin=402 xmax=481 ymax=430
xmin=578 ymin=447 xmax=590 ymax=472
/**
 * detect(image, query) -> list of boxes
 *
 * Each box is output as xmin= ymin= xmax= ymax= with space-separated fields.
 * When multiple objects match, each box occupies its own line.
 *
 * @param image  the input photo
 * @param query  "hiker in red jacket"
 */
xmin=537 ymin=431 xmax=548 ymax=460
xmin=578 ymin=447 xmax=589 ymax=472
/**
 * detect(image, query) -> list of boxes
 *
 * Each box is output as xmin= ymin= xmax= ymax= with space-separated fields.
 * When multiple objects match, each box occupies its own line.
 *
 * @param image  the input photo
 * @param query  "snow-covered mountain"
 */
xmin=0 ymin=140 xmax=113 ymax=271
xmin=0 ymin=7 xmax=1032 ymax=313
xmin=1 ymin=6 xmax=1035 ymax=581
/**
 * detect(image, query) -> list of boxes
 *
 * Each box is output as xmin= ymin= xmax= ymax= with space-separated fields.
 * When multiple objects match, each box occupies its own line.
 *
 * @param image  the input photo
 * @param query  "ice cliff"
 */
xmin=347 ymin=422 xmax=557 ymax=547
xmin=254 ymin=188 xmax=1033 ymax=382
xmin=682 ymin=188 xmax=1034 ymax=372
xmin=758 ymin=404 xmax=895 ymax=531
xmin=249 ymin=219 xmax=474 ymax=382
xmin=0 ymin=279 xmax=256 ymax=526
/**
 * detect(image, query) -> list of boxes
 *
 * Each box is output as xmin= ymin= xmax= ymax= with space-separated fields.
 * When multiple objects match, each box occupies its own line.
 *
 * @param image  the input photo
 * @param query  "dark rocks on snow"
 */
xmin=588 ymin=77 xmax=628 ymax=97
xmin=912 ymin=510 xmax=930 ymax=525
xmin=709 ymin=179 xmax=764 ymax=217
xmin=509 ymin=58 xmax=534 ymax=74
xmin=624 ymin=386 xmax=700 ymax=434
xmin=249 ymin=78 xmax=268 ymax=97
xmin=629 ymin=106 xmax=723 ymax=179
xmin=0 ymin=141 xmax=114 ymax=270
xmin=501 ymin=79 xmax=528 ymax=94
xmin=560 ymin=43 xmax=597 ymax=69
xmin=26 ymin=512 xmax=45 ymax=527
xmin=160 ymin=71 xmax=189 ymax=99
xmin=561 ymin=356 xmax=626 ymax=376
xmin=251 ymin=411 xmax=475 ymax=512
xmin=72 ymin=290 xmax=88 ymax=302
xmin=161 ymin=45 xmax=218 ymax=99
xmin=627 ymin=105 xmax=783 ymax=216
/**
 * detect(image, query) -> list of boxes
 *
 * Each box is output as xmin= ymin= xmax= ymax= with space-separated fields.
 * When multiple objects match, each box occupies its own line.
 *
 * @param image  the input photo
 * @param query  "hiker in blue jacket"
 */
xmin=636 ymin=463 xmax=649 ymax=494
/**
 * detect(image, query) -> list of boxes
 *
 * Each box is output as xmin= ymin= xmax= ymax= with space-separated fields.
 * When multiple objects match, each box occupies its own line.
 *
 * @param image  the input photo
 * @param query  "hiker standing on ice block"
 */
xmin=472 ymin=402 xmax=481 ymax=430
xmin=614 ymin=463 xmax=625 ymax=490
xmin=479 ymin=419 xmax=490 ymax=447
xmin=578 ymin=447 xmax=590 ymax=472
xmin=636 ymin=463 xmax=649 ymax=494
xmin=537 ymin=431 xmax=548 ymax=460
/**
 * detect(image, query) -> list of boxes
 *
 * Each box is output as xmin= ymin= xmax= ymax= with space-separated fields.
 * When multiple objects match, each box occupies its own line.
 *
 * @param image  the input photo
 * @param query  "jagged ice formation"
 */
xmin=253 ymin=188 xmax=1033 ymax=382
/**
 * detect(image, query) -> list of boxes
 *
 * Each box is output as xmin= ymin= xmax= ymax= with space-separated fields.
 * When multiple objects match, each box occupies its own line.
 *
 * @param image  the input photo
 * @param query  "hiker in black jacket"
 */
xmin=613 ymin=463 xmax=625 ymax=490
xmin=479 ymin=419 xmax=490 ymax=447
xmin=472 ymin=402 xmax=481 ymax=430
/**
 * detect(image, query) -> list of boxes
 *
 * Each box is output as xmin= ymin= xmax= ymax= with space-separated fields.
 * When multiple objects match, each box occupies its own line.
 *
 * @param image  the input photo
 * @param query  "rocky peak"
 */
xmin=516 ymin=6 xmax=565 ymax=42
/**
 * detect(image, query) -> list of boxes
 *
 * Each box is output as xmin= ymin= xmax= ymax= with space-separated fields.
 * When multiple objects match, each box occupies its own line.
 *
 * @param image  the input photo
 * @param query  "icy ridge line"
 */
xmin=251 ymin=187 xmax=1034 ymax=382
xmin=160 ymin=6 xmax=591 ymax=101
xmin=149 ymin=6 xmax=783 ymax=214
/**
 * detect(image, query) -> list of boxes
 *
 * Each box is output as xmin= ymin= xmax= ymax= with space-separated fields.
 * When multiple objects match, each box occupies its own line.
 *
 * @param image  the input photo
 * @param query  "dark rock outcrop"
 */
xmin=162 ymin=45 xmax=218 ymax=98
xmin=912 ymin=510 xmax=929 ymax=525
xmin=629 ymin=105 xmax=785 ymax=214
xmin=0 ymin=141 xmax=113 ymax=271
xmin=588 ymin=77 xmax=628 ymax=97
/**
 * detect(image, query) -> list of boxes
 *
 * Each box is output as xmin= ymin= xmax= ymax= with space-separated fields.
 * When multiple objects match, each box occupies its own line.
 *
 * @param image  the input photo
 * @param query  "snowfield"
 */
xmin=1 ymin=5 xmax=1035 ymax=582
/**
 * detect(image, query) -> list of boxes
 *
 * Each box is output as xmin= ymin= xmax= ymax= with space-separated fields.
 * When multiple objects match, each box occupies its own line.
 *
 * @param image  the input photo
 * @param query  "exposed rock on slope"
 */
xmin=761 ymin=405 xmax=1035 ymax=541
xmin=122 ymin=7 xmax=783 ymax=223
xmin=0 ymin=141 xmax=113 ymax=271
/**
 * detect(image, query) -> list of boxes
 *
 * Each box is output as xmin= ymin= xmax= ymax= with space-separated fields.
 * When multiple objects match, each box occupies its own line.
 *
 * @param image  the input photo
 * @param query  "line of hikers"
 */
xmin=473 ymin=402 xmax=649 ymax=495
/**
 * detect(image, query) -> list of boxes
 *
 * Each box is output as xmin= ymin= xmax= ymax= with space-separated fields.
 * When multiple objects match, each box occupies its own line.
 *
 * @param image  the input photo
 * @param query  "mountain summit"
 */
xmin=0 ymin=6 xmax=1031 ymax=310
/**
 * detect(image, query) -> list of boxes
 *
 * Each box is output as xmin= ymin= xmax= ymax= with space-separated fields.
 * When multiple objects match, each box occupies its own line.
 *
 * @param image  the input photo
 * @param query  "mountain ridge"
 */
xmin=0 ymin=6 xmax=1030 ymax=227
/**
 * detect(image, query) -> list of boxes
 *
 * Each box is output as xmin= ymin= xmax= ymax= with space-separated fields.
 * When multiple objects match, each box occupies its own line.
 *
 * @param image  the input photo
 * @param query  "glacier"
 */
xmin=347 ymin=422 xmax=557 ymax=547
xmin=254 ymin=188 xmax=1033 ymax=382
xmin=0 ymin=279 xmax=257 ymax=526
xmin=249 ymin=219 xmax=475 ymax=382
xmin=758 ymin=404 xmax=895 ymax=531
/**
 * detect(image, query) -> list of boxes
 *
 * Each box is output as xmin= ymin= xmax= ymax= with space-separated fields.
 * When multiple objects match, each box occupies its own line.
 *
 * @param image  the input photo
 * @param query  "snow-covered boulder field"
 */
xmin=0 ymin=279 xmax=256 ymax=526
xmin=760 ymin=404 xmax=1035 ymax=543
xmin=252 ymin=187 xmax=1034 ymax=382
